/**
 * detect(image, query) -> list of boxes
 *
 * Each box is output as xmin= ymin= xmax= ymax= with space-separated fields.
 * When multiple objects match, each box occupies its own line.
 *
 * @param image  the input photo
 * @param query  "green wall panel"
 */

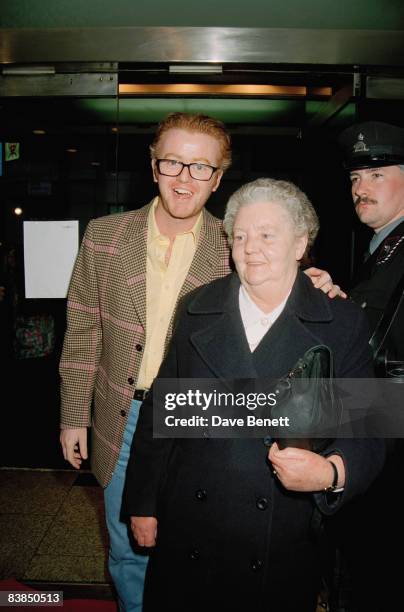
xmin=1 ymin=0 xmax=404 ymax=29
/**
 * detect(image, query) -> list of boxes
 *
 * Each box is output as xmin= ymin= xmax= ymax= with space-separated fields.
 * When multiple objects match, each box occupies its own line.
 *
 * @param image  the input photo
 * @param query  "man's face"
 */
xmin=350 ymin=165 xmax=404 ymax=231
xmin=152 ymin=128 xmax=223 ymax=223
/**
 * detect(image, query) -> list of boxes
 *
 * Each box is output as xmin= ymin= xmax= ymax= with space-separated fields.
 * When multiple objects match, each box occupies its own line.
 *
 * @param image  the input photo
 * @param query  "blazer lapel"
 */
xmin=119 ymin=203 xmax=151 ymax=330
xmin=178 ymin=208 xmax=227 ymax=301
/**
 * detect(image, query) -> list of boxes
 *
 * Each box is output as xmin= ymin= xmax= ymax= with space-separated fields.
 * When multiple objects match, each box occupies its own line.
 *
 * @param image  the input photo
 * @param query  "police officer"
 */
xmin=336 ymin=121 xmax=404 ymax=612
xmin=339 ymin=121 xmax=404 ymax=370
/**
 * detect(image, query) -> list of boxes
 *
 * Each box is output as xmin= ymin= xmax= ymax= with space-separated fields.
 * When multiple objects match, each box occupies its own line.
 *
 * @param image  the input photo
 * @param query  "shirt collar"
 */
xmin=369 ymin=215 xmax=404 ymax=254
xmin=148 ymin=196 xmax=203 ymax=244
xmin=239 ymin=284 xmax=289 ymax=326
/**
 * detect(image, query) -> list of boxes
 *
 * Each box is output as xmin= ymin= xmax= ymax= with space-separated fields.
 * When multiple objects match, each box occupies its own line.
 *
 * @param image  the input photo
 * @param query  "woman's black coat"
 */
xmin=122 ymin=271 xmax=385 ymax=612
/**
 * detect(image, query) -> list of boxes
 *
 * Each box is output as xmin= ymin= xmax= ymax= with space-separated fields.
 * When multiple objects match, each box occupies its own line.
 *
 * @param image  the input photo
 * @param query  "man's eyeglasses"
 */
xmin=156 ymin=159 xmax=219 ymax=181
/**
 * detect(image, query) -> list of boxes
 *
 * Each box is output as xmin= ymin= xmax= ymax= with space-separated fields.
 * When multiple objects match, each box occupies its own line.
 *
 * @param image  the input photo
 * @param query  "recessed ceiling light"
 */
xmin=91 ymin=161 xmax=101 ymax=166
xmin=14 ymin=207 xmax=23 ymax=216
xmin=169 ymin=65 xmax=223 ymax=74
xmin=33 ymin=129 xmax=46 ymax=135
xmin=111 ymin=127 xmax=118 ymax=132
xmin=66 ymin=148 xmax=78 ymax=153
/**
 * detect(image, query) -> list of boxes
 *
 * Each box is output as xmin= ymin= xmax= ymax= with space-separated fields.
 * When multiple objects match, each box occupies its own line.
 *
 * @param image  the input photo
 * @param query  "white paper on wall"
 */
xmin=24 ymin=221 xmax=79 ymax=298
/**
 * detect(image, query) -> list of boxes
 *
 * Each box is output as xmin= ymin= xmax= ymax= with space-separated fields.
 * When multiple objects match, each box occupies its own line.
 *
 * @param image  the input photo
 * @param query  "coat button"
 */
xmin=135 ymin=344 xmax=143 ymax=352
xmin=263 ymin=436 xmax=272 ymax=447
xmin=251 ymin=559 xmax=263 ymax=572
xmin=256 ymin=497 xmax=268 ymax=511
xmin=190 ymin=549 xmax=200 ymax=560
xmin=120 ymin=410 xmax=126 ymax=417
xmin=128 ymin=377 xmax=134 ymax=385
xmin=195 ymin=489 xmax=207 ymax=501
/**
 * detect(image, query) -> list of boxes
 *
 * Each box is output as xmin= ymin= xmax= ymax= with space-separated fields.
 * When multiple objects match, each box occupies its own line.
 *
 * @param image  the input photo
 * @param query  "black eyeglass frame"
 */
xmin=155 ymin=158 xmax=219 ymax=181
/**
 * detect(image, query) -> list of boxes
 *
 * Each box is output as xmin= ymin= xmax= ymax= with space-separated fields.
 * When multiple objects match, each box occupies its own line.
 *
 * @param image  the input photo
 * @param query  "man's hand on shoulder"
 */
xmin=304 ymin=266 xmax=347 ymax=299
xmin=60 ymin=427 xmax=88 ymax=469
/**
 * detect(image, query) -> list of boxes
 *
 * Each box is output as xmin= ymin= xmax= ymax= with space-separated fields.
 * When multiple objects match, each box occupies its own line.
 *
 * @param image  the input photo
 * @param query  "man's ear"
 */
xmin=211 ymin=169 xmax=223 ymax=193
xmin=151 ymin=159 xmax=158 ymax=183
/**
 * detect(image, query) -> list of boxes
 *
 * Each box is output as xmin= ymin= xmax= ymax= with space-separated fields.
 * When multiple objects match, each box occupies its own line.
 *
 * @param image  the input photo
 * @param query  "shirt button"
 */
xmin=261 ymin=317 xmax=269 ymax=326
xmin=120 ymin=410 xmax=126 ymax=417
xmin=263 ymin=436 xmax=272 ymax=447
xmin=195 ymin=489 xmax=207 ymax=501
xmin=135 ymin=344 xmax=143 ymax=352
xmin=127 ymin=377 xmax=134 ymax=385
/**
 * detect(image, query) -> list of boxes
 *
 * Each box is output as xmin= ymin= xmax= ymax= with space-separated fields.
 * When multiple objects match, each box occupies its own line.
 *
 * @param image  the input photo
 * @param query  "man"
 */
xmin=330 ymin=121 xmax=404 ymax=612
xmin=59 ymin=113 xmax=232 ymax=612
xmin=339 ymin=121 xmax=404 ymax=365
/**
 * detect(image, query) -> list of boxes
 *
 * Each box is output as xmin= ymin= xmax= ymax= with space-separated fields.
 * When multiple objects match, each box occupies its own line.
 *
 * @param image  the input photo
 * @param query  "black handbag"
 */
xmin=270 ymin=344 xmax=342 ymax=453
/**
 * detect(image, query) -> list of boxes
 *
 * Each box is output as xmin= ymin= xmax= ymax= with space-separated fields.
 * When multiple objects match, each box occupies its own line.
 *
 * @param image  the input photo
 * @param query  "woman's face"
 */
xmin=232 ymin=200 xmax=308 ymax=290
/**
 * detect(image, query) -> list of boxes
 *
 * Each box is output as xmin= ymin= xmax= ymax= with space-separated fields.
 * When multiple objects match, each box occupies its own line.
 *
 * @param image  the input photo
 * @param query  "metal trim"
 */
xmin=0 ymin=73 xmax=118 ymax=97
xmin=1 ymin=27 xmax=404 ymax=66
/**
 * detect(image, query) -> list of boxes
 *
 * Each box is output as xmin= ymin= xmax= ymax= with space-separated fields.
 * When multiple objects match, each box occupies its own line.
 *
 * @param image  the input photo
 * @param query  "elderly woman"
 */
xmin=122 ymin=178 xmax=384 ymax=612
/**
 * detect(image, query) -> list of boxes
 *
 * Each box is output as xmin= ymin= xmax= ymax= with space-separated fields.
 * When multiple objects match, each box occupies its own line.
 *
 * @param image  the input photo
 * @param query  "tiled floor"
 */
xmin=0 ymin=468 xmax=114 ymax=599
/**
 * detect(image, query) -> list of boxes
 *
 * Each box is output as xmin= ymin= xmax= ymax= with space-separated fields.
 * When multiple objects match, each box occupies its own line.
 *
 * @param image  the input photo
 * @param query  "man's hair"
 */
xmin=150 ymin=112 xmax=232 ymax=172
xmin=223 ymin=177 xmax=319 ymax=249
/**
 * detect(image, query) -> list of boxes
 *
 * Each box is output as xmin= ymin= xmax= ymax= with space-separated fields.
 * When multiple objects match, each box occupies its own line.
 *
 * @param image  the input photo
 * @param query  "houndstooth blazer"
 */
xmin=59 ymin=201 xmax=231 ymax=487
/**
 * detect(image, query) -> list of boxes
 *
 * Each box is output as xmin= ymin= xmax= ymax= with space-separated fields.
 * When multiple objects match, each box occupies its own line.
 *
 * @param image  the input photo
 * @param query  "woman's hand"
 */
xmin=268 ymin=442 xmax=345 ymax=492
xmin=130 ymin=516 xmax=158 ymax=547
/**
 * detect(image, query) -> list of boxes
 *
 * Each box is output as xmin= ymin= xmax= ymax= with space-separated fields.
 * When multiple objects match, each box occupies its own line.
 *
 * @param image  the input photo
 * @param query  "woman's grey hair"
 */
xmin=223 ymin=177 xmax=319 ymax=248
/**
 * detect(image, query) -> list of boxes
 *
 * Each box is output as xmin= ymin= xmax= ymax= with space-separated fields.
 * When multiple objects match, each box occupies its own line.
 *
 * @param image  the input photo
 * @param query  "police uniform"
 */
xmin=335 ymin=122 xmax=404 ymax=612
xmin=339 ymin=121 xmax=404 ymax=370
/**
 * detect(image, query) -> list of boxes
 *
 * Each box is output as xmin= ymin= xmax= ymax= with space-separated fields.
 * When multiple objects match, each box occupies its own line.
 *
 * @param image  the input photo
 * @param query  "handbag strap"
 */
xmin=369 ymin=272 xmax=404 ymax=359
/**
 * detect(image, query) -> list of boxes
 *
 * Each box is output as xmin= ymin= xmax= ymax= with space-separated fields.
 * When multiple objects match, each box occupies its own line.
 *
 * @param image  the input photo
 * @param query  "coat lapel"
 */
xmin=119 ymin=203 xmax=151 ymax=330
xmin=188 ymin=271 xmax=333 ymax=380
xmin=252 ymin=273 xmax=333 ymax=378
xmin=189 ymin=273 xmax=258 ymax=380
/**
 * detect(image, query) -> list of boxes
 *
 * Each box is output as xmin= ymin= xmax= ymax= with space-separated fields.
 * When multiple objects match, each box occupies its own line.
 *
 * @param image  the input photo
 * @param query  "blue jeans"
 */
xmin=104 ymin=400 xmax=148 ymax=612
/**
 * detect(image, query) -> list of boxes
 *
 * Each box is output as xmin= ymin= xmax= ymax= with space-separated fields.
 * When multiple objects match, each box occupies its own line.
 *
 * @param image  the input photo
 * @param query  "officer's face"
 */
xmin=350 ymin=165 xmax=404 ymax=231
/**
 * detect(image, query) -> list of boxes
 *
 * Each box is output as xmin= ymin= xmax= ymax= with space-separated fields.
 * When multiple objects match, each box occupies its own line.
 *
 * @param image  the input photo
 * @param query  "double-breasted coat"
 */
xmin=122 ymin=271 xmax=385 ymax=612
xmin=59 ymin=201 xmax=230 ymax=487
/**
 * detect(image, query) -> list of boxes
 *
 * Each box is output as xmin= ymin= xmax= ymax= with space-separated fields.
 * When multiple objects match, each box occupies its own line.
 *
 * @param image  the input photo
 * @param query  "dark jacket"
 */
xmin=122 ymin=272 xmax=385 ymax=612
xmin=351 ymin=219 xmax=404 ymax=366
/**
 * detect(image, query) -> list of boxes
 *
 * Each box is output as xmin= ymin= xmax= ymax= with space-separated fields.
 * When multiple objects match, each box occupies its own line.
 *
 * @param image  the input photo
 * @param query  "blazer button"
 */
xmin=251 ymin=559 xmax=263 ymax=572
xmin=135 ymin=344 xmax=143 ymax=352
xmin=128 ymin=377 xmax=134 ymax=385
xmin=189 ymin=549 xmax=200 ymax=561
xmin=263 ymin=436 xmax=272 ymax=448
xmin=120 ymin=410 xmax=126 ymax=417
xmin=195 ymin=489 xmax=207 ymax=501
xmin=256 ymin=497 xmax=268 ymax=511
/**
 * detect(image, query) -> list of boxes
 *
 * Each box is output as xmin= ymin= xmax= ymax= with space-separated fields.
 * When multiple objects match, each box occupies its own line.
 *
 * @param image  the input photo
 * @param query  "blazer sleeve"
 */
xmin=315 ymin=306 xmax=386 ymax=515
xmin=59 ymin=220 xmax=103 ymax=428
